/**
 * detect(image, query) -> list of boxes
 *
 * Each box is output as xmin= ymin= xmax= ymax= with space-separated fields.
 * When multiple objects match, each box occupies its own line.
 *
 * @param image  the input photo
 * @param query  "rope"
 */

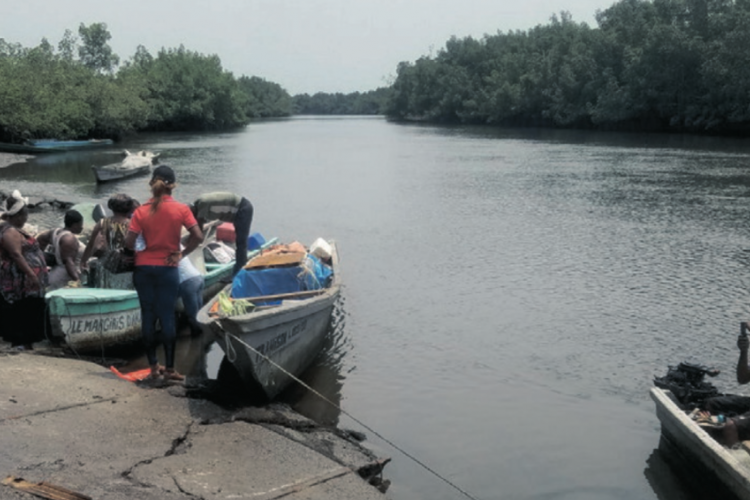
xmin=223 ymin=330 xmax=237 ymax=363
xmin=216 ymin=324 xmax=479 ymax=500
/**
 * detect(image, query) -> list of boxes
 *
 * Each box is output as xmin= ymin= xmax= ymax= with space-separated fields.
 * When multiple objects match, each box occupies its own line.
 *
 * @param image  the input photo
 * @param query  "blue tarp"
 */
xmin=231 ymin=254 xmax=333 ymax=305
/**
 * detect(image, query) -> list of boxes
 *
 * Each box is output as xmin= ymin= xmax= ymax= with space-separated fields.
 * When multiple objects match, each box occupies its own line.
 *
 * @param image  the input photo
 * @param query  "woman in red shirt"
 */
xmin=125 ymin=165 xmax=203 ymax=380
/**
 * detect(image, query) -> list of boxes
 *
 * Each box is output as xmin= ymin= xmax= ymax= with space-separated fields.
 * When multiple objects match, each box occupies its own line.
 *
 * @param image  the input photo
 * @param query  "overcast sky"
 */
xmin=3 ymin=0 xmax=618 ymax=95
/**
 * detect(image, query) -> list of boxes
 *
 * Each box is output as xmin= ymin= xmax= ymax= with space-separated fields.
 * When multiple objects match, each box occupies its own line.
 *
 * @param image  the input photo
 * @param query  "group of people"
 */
xmin=0 ymin=166 xmax=254 ymax=381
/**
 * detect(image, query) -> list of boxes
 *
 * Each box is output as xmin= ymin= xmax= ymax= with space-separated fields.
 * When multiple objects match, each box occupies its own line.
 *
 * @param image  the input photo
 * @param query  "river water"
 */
xmin=5 ymin=117 xmax=750 ymax=499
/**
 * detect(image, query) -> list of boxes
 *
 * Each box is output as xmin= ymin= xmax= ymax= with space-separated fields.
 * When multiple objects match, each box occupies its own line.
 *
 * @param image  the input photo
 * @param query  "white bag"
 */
xmin=309 ymin=238 xmax=332 ymax=260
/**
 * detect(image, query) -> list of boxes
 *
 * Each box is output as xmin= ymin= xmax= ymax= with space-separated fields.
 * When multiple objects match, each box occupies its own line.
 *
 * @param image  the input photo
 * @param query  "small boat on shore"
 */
xmin=197 ymin=240 xmax=340 ymax=399
xmin=651 ymin=386 xmax=750 ymax=500
xmin=92 ymin=150 xmax=158 ymax=183
xmin=45 ymin=237 xmax=278 ymax=353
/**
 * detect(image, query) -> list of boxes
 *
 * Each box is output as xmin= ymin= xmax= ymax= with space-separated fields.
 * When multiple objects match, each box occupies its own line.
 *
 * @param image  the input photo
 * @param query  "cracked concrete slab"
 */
xmin=0 ymin=351 xmax=391 ymax=500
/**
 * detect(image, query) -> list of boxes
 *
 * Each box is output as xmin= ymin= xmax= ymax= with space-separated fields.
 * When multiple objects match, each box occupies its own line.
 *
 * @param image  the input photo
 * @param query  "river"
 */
xmin=4 ymin=117 xmax=750 ymax=499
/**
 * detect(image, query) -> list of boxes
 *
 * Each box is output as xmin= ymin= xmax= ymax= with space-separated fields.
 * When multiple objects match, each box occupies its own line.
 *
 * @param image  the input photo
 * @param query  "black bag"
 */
xmin=101 ymin=248 xmax=135 ymax=274
xmin=654 ymin=361 xmax=721 ymax=408
xmin=43 ymin=251 xmax=57 ymax=267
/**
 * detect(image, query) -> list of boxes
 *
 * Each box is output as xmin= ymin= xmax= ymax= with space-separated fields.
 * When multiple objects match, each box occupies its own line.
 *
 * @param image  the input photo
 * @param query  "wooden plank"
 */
xmin=244 ymin=251 xmax=306 ymax=269
xmin=2 ymin=476 xmax=92 ymax=500
xmin=237 ymin=289 xmax=327 ymax=302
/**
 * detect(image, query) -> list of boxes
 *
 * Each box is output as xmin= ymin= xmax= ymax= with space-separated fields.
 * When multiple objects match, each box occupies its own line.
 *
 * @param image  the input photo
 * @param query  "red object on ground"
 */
xmin=216 ymin=222 xmax=236 ymax=243
xmin=110 ymin=366 xmax=151 ymax=382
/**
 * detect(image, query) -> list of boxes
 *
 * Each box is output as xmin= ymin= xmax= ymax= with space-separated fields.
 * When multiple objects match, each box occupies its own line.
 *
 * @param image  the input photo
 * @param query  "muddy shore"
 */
xmin=0 ymin=151 xmax=32 ymax=169
xmin=0 ymin=342 xmax=391 ymax=499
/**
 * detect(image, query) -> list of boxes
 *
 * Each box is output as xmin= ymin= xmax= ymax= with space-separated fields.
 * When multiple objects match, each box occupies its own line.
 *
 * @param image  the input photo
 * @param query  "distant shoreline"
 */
xmin=0 ymin=152 xmax=32 ymax=169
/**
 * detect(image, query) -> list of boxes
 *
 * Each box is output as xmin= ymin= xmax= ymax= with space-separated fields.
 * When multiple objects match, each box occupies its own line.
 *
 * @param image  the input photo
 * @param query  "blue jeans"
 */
xmin=133 ymin=265 xmax=180 ymax=368
xmin=233 ymin=197 xmax=254 ymax=276
xmin=179 ymin=275 xmax=204 ymax=333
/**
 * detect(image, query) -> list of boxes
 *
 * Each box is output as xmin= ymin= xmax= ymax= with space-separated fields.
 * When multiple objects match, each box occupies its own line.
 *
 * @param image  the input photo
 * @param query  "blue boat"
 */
xmin=26 ymin=138 xmax=114 ymax=150
xmin=0 ymin=141 xmax=66 ymax=154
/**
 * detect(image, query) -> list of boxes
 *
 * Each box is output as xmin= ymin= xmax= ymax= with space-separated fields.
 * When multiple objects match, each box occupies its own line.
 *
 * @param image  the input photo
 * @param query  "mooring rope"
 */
xmin=217 ymin=325 xmax=479 ymax=500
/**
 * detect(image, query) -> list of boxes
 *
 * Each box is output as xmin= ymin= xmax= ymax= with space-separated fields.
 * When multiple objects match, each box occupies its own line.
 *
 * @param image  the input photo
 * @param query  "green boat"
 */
xmin=46 ymin=237 xmax=278 ymax=353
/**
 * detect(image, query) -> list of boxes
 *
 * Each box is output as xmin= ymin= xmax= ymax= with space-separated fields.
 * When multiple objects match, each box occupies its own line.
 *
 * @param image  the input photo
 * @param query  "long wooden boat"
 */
xmin=45 ymin=238 xmax=278 ymax=353
xmin=28 ymin=138 xmax=114 ymax=150
xmin=0 ymin=141 xmax=66 ymax=154
xmin=197 ymin=240 xmax=340 ymax=399
xmin=651 ymin=387 xmax=750 ymax=500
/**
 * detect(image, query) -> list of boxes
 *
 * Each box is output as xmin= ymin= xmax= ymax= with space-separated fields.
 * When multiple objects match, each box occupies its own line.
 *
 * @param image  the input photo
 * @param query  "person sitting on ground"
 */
xmin=190 ymin=192 xmax=253 ymax=277
xmin=36 ymin=209 xmax=85 ymax=291
xmin=0 ymin=190 xmax=49 ymax=349
xmin=80 ymin=193 xmax=137 ymax=289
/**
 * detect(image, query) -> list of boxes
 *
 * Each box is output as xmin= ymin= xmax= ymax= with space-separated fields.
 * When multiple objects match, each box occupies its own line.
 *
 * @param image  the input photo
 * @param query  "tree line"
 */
xmin=292 ymin=88 xmax=391 ymax=115
xmin=0 ymin=23 xmax=292 ymax=142
xmin=7 ymin=0 xmax=750 ymax=139
xmin=385 ymin=0 xmax=750 ymax=134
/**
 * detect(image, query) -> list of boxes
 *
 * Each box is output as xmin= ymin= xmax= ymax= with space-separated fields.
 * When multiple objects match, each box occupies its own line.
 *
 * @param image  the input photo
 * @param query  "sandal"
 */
xmin=694 ymin=411 xmax=726 ymax=428
xmin=163 ymin=369 xmax=185 ymax=381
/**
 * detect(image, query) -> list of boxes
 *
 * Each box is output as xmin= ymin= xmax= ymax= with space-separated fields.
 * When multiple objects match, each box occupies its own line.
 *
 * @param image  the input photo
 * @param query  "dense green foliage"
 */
xmin=0 ymin=23 xmax=292 ymax=142
xmin=386 ymin=0 xmax=750 ymax=134
xmin=292 ymin=88 xmax=391 ymax=115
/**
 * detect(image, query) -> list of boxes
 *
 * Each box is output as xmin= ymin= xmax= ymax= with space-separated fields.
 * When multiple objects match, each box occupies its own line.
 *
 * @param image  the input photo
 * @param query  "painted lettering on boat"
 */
xmin=65 ymin=310 xmax=142 ymax=335
xmin=255 ymin=318 xmax=308 ymax=356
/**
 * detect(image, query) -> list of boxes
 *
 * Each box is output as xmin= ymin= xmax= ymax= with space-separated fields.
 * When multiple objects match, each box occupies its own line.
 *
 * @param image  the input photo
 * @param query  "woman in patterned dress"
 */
xmin=0 ymin=191 xmax=49 ymax=349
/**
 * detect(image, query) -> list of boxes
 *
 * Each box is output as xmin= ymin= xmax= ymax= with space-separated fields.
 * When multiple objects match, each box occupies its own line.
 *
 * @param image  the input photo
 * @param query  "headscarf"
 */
xmin=2 ymin=190 xmax=29 ymax=217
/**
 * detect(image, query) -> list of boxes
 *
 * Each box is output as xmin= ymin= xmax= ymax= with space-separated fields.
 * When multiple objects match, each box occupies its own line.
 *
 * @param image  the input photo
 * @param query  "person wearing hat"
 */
xmin=124 ymin=165 xmax=203 ymax=381
xmin=190 ymin=191 xmax=253 ymax=276
xmin=0 ymin=190 xmax=49 ymax=349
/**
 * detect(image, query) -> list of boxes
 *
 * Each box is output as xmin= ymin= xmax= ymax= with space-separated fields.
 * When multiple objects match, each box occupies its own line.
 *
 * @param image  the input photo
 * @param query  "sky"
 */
xmin=3 ymin=0 xmax=619 ymax=95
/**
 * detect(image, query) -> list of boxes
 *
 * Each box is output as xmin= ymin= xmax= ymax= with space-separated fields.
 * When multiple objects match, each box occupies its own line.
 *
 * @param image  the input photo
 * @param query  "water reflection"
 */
xmin=644 ymin=438 xmax=739 ymax=500
xmin=279 ymin=297 xmax=350 ymax=425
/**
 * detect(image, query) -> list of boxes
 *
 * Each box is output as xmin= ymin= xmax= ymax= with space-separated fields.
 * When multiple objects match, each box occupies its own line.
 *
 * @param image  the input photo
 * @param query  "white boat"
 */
xmin=92 ymin=150 xmax=157 ymax=183
xmin=651 ymin=386 xmax=750 ymax=500
xmin=197 ymin=240 xmax=340 ymax=399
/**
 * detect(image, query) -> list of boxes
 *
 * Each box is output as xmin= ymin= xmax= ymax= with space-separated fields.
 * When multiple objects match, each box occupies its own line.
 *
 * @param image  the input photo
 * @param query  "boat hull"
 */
xmin=92 ymin=164 xmax=151 ymax=183
xmin=651 ymin=387 xmax=750 ymax=500
xmin=199 ymin=241 xmax=340 ymax=399
xmin=46 ymin=240 xmax=277 ymax=352
xmin=29 ymin=139 xmax=114 ymax=150
xmin=212 ymin=292 xmax=338 ymax=399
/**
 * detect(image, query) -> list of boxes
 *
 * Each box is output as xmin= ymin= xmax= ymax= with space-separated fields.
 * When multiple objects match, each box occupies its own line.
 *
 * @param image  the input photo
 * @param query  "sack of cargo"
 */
xmin=309 ymin=238 xmax=332 ymax=261
xmin=204 ymin=241 xmax=235 ymax=264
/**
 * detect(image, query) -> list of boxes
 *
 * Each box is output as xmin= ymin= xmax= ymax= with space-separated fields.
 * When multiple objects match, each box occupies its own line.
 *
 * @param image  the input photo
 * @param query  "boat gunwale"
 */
xmin=196 ymin=240 xmax=340 ymax=331
xmin=651 ymin=386 xmax=750 ymax=499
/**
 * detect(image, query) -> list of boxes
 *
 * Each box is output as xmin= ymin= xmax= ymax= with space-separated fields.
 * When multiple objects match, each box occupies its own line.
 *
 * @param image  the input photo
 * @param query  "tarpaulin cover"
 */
xmin=230 ymin=254 xmax=333 ymax=304
xmin=302 ymin=254 xmax=333 ymax=290
xmin=231 ymin=266 xmax=304 ymax=302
